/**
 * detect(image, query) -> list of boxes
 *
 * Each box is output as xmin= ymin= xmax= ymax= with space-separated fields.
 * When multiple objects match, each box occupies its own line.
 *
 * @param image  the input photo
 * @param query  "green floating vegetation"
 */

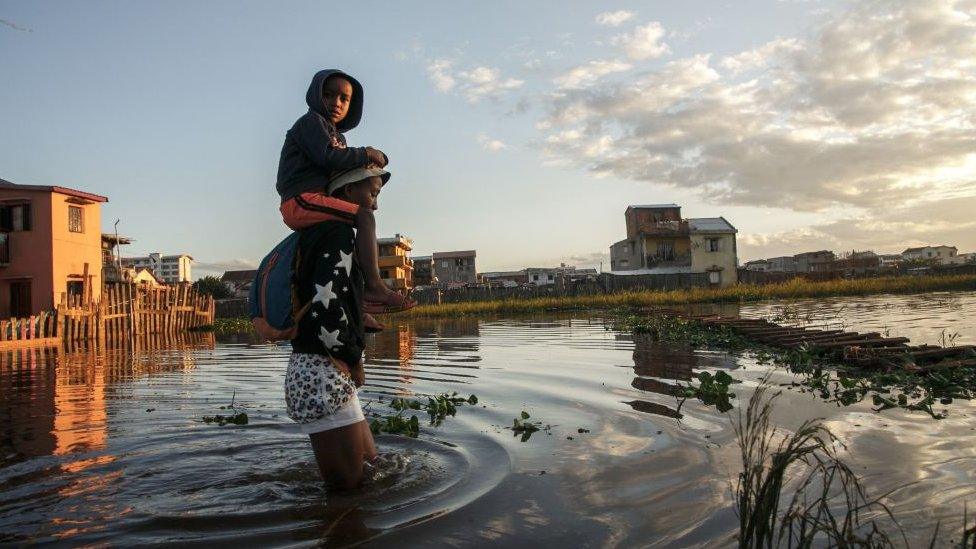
xmin=407 ymin=274 xmax=976 ymax=318
xmin=202 ymin=412 xmax=249 ymax=426
xmin=510 ymin=411 xmax=551 ymax=442
xmin=369 ymin=392 xmax=478 ymax=438
xmin=677 ymin=370 xmax=741 ymax=413
xmin=631 ymin=314 xmax=975 ymax=419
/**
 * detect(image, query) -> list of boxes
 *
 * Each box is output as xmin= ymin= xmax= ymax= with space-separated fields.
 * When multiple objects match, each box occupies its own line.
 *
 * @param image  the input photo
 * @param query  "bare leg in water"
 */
xmin=309 ymin=420 xmax=378 ymax=490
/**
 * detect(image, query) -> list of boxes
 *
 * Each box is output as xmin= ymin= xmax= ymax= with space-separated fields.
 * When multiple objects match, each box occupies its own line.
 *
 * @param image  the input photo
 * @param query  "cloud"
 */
xmin=611 ymin=21 xmax=670 ymax=60
xmin=719 ymin=37 xmax=801 ymax=73
xmin=553 ymin=59 xmax=633 ymax=89
xmin=477 ymin=134 xmax=507 ymax=152
xmin=426 ymin=60 xmax=524 ymax=103
xmin=595 ymin=10 xmax=635 ymax=27
xmin=193 ymin=258 xmax=258 ymax=277
xmin=457 ymin=66 xmax=524 ymax=102
xmin=739 ymin=195 xmax=976 ymax=259
xmin=426 ymin=59 xmax=456 ymax=92
xmin=540 ymin=0 xmax=976 ymax=217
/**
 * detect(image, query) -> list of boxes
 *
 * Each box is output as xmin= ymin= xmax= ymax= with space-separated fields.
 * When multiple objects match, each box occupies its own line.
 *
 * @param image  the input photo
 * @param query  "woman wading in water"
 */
xmin=285 ymin=166 xmax=395 ymax=488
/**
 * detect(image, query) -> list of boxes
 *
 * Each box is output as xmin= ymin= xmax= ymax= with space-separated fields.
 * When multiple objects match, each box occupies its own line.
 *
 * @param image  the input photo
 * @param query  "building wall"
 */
xmin=49 ymin=192 xmax=103 ymax=305
xmin=433 ymin=254 xmax=477 ymax=284
xmin=0 ymin=188 xmax=55 ymax=316
xmin=625 ymin=206 xmax=682 ymax=238
xmin=690 ymin=232 xmax=738 ymax=286
xmin=610 ymin=239 xmax=641 ymax=271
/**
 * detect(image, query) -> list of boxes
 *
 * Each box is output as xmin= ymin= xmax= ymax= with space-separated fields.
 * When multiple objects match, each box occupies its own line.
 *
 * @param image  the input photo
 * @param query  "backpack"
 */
xmin=249 ymin=232 xmax=313 ymax=341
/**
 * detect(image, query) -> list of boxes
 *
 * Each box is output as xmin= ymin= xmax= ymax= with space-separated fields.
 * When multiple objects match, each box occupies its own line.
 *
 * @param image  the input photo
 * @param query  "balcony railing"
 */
xmin=645 ymin=253 xmax=692 ymax=269
xmin=0 ymin=232 xmax=9 ymax=266
xmin=638 ymin=220 xmax=690 ymax=236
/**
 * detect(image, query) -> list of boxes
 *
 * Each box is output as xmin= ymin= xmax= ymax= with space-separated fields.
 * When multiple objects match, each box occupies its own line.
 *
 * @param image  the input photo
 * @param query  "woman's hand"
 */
xmin=350 ymin=362 xmax=365 ymax=387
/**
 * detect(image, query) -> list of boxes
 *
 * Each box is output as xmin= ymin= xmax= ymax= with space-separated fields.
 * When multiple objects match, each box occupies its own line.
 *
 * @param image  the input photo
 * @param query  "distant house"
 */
xmin=946 ymin=252 xmax=976 ymax=265
xmin=122 ymin=253 xmax=193 ymax=284
xmin=480 ymin=270 xmax=526 ymax=287
xmin=902 ymin=245 xmax=958 ymax=264
xmin=131 ymin=267 xmax=163 ymax=287
xmin=609 ymin=204 xmax=739 ymax=286
xmin=377 ymin=234 xmax=413 ymax=290
xmin=794 ymin=250 xmax=835 ymax=273
xmin=744 ymin=259 xmax=770 ymax=272
xmin=0 ymin=177 xmax=108 ymax=317
xmin=879 ymin=254 xmax=903 ymax=268
xmin=101 ymin=233 xmax=133 ymax=283
xmin=767 ymin=256 xmax=796 ymax=273
xmin=221 ymin=269 xmax=257 ymax=298
xmin=433 ymin=250 xmax=477 ymax=285
xmin=412 ymin=255 xmax=434 ymax=286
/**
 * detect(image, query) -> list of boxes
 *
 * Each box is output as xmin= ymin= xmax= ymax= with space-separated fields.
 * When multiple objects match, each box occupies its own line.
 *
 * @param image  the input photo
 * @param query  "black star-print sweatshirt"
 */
xmin=291 ymin=221 xmax=365 ymax=367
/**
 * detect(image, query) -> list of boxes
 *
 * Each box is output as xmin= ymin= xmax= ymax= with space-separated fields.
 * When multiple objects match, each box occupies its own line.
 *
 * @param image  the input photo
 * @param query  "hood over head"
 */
xmin=305 ymin=69 xmax=364 ymax=132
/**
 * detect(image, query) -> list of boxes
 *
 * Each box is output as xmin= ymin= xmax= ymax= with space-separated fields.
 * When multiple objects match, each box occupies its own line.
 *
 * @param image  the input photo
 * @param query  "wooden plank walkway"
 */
xmin=687 ymin=314 xmax=976 ymax=371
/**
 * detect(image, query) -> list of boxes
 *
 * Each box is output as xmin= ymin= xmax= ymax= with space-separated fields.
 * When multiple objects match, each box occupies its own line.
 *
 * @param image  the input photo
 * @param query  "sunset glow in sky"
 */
xmin=2 ymin=1 xmax=974 ymax=277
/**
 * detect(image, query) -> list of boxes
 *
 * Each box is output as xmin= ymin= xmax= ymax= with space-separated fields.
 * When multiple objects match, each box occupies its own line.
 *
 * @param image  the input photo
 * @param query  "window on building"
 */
xmin=0 ymin=202 xmax=32 ymax=231
xmin=380 ymin=269 xmax=389 ymax=278
xmin=706 ymin=238 xmax=721 ymax=252
xmin=67 ymin=280 xmax=84 ymax=295
xmin=68 ymin=206 xmax=84 ymax=233
xmin=708 ymin=271 xmax=721 ymax=284
xmin=532 ymin=274 xmax=539 ymax=281
xmin=441 ymin=261 xmax=449 ymax=268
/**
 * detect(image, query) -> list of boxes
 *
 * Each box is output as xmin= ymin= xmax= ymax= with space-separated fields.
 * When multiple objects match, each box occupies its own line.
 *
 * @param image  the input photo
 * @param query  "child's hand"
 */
xmin=365 ymin=147 xmax=387 ymax=167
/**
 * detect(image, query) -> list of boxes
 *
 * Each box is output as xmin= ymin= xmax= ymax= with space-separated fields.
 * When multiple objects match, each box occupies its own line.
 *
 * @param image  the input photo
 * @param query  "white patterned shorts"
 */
xmin=285 ymin=353 xmax=364 ymax=434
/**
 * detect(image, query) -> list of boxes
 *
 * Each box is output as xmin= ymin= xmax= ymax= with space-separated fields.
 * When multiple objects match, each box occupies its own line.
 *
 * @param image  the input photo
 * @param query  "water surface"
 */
xmin=2 ymin=292 xmax=976 ymax=546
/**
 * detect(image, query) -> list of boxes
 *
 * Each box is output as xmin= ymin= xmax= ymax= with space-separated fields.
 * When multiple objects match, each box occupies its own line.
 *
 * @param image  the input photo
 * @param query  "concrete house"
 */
xmin=744 ymin=259 xmax=770 ymax=272
xmin=377 ymin=234 xmax=414 ymax=290
xmin=433 ymin=250 xmax=477 ymax=285
xmin=412 ymin=255 xmax=434 ymax=286
xmin=609 ymin=204 xmax=739 ymax=286
xmin=902 ymin=245 xmax=958 ymax=264
xmin=221 ymin=269 xmax=257 ymax=298
xmin=122 ymin=253 xmax=193 ymax=284
xmin=767 ymin=256 xmax=797 ymax=272
xmin=0 ymin=178 xmax=108 ymax=317
xmin=794 ymin=250 xmax=835 ymax=273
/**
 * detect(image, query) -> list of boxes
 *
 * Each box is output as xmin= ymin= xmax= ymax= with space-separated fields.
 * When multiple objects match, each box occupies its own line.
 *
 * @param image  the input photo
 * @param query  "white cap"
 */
xmin=327 ymin=166 xmax=391 ymax=195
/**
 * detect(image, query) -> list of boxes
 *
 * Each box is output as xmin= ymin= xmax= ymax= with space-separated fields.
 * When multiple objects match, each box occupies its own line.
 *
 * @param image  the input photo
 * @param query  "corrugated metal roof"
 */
xmin=688 ymin=217 xmax=736 ymax=233
xmin=628 ymin=203 xmax=680 ymax=209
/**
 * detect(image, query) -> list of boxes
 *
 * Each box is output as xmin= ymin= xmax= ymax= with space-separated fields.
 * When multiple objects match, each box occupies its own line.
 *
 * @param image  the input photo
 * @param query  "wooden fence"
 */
xmin=0 ymin=283 xmax=215 ymax=351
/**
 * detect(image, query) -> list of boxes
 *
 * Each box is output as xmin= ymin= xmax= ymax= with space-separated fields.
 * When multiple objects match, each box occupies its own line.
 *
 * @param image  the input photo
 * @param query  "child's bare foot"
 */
xmin=363 ymin=286 xmax=417 ymax=314
xmin=364 ymin=313 xmax=384 ymax=333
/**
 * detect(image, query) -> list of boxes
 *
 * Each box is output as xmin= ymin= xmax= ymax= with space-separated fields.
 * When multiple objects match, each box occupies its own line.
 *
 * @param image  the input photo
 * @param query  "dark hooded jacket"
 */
xmin=276 ymin=69 xmax=371 ymax=202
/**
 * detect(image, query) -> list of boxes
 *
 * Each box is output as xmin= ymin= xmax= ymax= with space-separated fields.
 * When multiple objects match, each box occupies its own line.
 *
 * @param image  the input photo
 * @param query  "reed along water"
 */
xmin=2 ymin=291 xmax=975 ymax=546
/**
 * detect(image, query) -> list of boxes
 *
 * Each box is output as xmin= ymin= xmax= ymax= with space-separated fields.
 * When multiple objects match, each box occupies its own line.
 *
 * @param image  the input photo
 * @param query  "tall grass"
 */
xmin=735 ymin=384 xmax=902 ymax=548
xmin=407 ymin=274 xmax=976 ymax=318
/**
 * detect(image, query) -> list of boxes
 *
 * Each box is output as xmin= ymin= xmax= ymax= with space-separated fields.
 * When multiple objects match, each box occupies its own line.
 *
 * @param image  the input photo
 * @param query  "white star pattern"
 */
xmin=312 ymin=281 xmax=337 ymax=309
xmin=339 ymin=309 xmax=347 ymax=323
xmin=318 ymin=326 xmax=342 ymax=349
xmin=311 ymin=311 xmax=318 ymax=318
xmin=337 ymin=249 xmax=353 ymax=276
xmin=334 ymin=269 xmax=339 ymax=275
xmin=323 ymin=253 xmax=330 ymax=258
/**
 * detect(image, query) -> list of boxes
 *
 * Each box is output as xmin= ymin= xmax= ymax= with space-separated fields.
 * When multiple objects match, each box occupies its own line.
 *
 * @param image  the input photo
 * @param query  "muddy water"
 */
xmin=2 ymin=292 xmax=975 ymax=546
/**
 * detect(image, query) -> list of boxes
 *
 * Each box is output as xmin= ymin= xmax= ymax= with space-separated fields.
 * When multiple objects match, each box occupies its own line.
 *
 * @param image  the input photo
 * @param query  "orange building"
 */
xmin=377 ymin=234 xmax=413 ymax=290
xmin=0 ymin=178 xmax=108 ymax=318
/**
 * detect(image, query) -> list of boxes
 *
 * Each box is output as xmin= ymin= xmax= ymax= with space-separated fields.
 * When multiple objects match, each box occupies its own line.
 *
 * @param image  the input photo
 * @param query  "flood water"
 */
xmin=2 ymin=291 xmax=976 ymax=546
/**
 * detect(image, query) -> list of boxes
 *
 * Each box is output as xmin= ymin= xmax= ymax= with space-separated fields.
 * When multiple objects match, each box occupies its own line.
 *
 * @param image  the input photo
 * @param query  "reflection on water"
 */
xmin=2 ymin=293 xmax=976 ymax=546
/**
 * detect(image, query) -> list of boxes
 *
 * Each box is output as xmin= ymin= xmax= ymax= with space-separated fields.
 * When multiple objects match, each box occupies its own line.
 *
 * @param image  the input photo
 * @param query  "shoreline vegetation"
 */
xmin=405 ymin=274 xmax=976 ymax=318
xmin=209 ymin=274 xmax=976 ymax=334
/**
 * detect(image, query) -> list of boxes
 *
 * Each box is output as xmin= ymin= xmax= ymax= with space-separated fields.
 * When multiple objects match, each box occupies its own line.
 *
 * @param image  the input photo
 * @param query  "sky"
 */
xmin=1 ymin=0 xmax=974 ymax=278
